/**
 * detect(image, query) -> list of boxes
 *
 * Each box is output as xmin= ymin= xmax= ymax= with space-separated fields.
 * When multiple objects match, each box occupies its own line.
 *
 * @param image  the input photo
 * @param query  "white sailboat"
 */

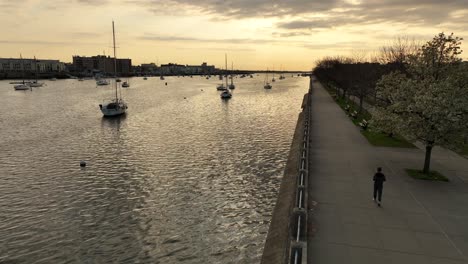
xmin=14 ymin=84 xmax=30 ymax=90
xmin=220 ymin=54 xmax=232 ymax=99
xmin=14 ymin=54 xmax=30 ymax=90
xmin=122 ymin=78 xmax=130 ymax=88
xmin=28 ymin=81 xmax=44 ymax=87
xmin=29 ymin=57 xmax=44 ymax=87
xmin=216 ymin=65 xmax=226 ymax=90
xmin=264 ymin=69 xmax=272 ymax=89
xmin=99 ymin=21 xmax=128 ymax=117
xmin=96 ymin=78 xmax=110 ymax=86
xmin=216 ymin=71 xmax=226 ymax=90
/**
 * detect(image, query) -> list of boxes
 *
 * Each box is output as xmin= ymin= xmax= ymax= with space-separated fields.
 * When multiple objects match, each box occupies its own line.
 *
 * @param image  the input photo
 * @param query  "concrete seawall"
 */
xmin=261 ymin=78 xmax=312 ymax=264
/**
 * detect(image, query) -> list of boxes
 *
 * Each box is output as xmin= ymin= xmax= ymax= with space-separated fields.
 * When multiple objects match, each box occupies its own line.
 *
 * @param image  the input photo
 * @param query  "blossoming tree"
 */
xmin=373 ymin=33 xmax=468 ymax=173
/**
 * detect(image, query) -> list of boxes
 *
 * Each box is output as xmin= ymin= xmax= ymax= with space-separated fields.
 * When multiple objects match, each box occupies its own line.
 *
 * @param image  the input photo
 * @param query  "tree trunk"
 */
xmin=423 ymin=143 xmax=433 ymax=174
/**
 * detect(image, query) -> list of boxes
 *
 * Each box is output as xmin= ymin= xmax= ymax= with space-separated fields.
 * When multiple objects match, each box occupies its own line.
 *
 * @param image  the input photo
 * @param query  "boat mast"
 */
xmin=112 ymin=21 xmax=118 ymax=101
xmin=20 ymin=54 xmax=24 ymax=84
xmin=34 ymin=56 xmax=38 ymax=83
xmin=231 ymin=61 xmax=234 ymax=85
xmin=225 ymin=54 xmax=228 ymax=88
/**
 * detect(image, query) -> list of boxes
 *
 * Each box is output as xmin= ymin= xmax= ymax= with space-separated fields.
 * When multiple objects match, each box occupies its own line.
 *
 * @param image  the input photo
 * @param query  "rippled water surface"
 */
xmin=0 ymin=75 xmax=309 ymax=263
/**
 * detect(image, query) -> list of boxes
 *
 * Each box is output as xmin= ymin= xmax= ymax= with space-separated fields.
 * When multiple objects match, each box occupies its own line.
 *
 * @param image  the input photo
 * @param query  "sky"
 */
xmin=0 ymin=0 xmax=467 ymax=70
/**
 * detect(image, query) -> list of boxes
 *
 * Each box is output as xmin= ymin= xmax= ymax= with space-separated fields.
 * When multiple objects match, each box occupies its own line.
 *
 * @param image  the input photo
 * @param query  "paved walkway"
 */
xmin=307 ymin=77 xmax=468 ymax=264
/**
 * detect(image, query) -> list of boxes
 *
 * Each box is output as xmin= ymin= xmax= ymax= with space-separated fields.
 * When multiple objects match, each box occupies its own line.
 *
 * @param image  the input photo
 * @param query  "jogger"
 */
xmin=373 ymin=167 xmax=386 ymax=206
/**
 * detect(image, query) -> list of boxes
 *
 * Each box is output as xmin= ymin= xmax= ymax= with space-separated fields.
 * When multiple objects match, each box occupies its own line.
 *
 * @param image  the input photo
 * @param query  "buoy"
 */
xmin=80 ymin=161 xmax=86 ymax=167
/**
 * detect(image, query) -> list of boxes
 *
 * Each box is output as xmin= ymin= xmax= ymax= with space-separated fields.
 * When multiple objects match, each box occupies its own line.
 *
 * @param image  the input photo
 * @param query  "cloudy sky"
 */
xmin=0 ymin=0 xmax=467 ymax=70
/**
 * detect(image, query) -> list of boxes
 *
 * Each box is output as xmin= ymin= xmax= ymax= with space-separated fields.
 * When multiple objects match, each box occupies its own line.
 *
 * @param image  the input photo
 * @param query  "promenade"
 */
xmin=307 ymin=77 xmax=468 ymax=263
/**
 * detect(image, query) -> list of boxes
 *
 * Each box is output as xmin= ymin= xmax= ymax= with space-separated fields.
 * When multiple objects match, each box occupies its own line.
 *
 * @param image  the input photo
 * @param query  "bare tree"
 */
xmin=350 ymin=49 xmax=369 ymax=63
xmin=378 ymin=36 xmax=420 ymax=72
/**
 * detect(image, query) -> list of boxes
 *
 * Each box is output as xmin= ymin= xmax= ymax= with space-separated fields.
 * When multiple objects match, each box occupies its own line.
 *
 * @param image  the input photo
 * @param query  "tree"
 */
xmin=314 ymin=56 xmax=384 ymax=113
xmin=378 ymin=36 xmax=420 ymax=73
xmin=373 ymin=33 xmax=468 ymax=173
xmin=348 ymin=62 xmax=383 ymax=114
xmin=313 ymin=56 xmax=354 ymax=98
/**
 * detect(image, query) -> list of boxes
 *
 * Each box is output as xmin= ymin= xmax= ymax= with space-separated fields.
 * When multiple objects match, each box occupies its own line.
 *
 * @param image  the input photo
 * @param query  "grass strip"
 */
xmin=322 ymin=83 xmax=415 ymax=148
xmin=406 ymin=169 xmax=449 ymax=182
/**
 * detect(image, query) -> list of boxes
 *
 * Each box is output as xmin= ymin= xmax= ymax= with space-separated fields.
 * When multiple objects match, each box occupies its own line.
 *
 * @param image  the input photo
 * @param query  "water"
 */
xmin=0 ymin=75 xmax=309 ymax=263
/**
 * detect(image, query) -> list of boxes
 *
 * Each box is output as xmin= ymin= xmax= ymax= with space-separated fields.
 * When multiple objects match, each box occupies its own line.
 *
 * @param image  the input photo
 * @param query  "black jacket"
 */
xmin=373 ymin=172 xmax=386 ymax=186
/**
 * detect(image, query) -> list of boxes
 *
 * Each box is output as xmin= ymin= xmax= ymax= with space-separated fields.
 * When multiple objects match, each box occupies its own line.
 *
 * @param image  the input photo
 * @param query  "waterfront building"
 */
xmin=160 ymin=63 xmax=185 ymax=75
xmin=201 ymin=62 xmax=216 ymax=74
xmin=0 ymin=57 xmax=66 ymax=78
xmin=159 ymin=62 xmax=216 ymax=75
xmin=72 ymin=55 xmax=132 ymax=76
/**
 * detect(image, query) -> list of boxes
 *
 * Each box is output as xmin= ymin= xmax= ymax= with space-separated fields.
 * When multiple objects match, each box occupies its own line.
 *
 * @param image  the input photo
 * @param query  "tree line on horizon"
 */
xmin=313 ymin=32 xmax=468 ymax=175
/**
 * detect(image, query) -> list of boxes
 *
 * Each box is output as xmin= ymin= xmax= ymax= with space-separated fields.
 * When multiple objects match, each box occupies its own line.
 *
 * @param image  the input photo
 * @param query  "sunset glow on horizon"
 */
xmin=1 ymin=0 xmax=467 ymax=70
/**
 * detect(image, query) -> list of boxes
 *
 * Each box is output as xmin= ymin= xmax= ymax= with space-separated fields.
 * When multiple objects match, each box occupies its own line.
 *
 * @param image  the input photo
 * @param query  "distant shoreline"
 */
xmin=0 ymin=71 xmax=311 ymax=80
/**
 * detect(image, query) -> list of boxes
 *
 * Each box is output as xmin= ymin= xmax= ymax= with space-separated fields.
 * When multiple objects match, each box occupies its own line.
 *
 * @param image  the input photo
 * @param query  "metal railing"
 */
xmin=290 ymin=78 xmax=312 ymax=264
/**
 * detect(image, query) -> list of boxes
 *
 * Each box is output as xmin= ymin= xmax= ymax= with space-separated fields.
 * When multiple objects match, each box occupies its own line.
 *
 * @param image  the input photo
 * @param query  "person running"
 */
xmin=373 ymin=167 xmax=386 ymax=207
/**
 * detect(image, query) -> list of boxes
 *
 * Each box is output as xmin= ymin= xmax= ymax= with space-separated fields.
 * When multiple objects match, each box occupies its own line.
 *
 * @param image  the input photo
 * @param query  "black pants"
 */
xmin=373 ymin=184 xmax=383 ymax=202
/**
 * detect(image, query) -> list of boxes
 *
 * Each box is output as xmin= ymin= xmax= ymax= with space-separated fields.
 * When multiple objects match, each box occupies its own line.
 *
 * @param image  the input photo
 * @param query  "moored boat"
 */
xmin=96 ymin=79 xmax=110 ymax=86
xmin=99 ymin=21 xmax=128 ymax=117
xmin=14 ymin=84 xmax=30 ymax=90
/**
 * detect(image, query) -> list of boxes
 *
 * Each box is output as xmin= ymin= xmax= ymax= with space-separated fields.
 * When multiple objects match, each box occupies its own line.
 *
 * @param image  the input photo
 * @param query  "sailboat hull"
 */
xmin=220 ymin=90 xmax=232 ymax=99
xmin=29 ymin=82 xmax=44 ymax=87
xmin=99 ymin=101 xmax=128 ymax=116
xmin=14 ymin=84 xmax=30 ymax=90
xmin=96 ymin=79 xmax=110 ymax=86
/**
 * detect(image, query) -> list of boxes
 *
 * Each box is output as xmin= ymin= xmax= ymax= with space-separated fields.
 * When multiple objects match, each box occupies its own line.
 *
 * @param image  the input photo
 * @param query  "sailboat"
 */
xmin=216 ymin=83 xmax=226 ymax=90
xmin=99 ymin=21 xmax=128 ymax=117
xmin=228 ymin=61 xmax=235 ymax=89
xmin=264 ymin=69 xmax=272 ymax=89
xmin=96 ymin=78 xmax=110 ymax=86
xmin=216 ymin=72 xmax=226 ymax=90
xmin=122 ymin=78 xmax=130 ymax=88
xmin=29 ymin=57 xmax=44 ymax=87
xmin=279 ymin=65 xmax=285 ymax=80
xmin=220 ymin=54 xmax=232 ymax=99
xmin=14 ymin=54 xmax=30 ymax=90
xmin=216 ymin=66 xmax=226 ymax=90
